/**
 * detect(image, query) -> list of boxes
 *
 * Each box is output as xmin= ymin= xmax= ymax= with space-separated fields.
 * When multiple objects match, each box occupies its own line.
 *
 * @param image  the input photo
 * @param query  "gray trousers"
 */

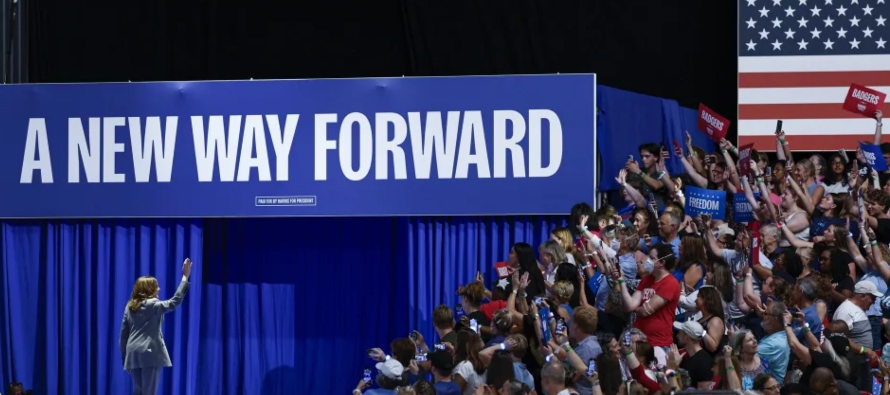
xmin=130 ymin=367 xmax=161 ymax=395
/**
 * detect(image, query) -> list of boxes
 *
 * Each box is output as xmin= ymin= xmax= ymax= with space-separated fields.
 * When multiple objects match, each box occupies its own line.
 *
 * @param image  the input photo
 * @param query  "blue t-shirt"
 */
xmin=589 ymin=270 xmax=609 ymax=311
xmin=792 ymin=302 xmax=823 ymax=344
xmin=758 ymin=331 xmax=790 ymax=383
xmin=434 ymin=381 xmax=461 ymax=395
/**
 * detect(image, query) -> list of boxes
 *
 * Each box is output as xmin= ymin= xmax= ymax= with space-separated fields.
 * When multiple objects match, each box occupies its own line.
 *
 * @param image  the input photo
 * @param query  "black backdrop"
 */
xmin=27 ymin=0 xmax=738 ymax=139
xmin=18 ymin=1 xmax=739 ymax=392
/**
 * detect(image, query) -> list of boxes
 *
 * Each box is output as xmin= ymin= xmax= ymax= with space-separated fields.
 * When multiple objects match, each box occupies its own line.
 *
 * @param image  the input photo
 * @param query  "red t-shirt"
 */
xmin=480 ymin=300 xmax=507 ymax=321
xmin=633 ymin=273 xmax=681 ymax=347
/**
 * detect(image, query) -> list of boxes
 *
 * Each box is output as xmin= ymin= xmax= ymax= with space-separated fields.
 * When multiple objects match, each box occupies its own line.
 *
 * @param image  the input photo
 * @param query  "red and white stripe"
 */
xmin=738 ymin=54 xmax=890 ymax=151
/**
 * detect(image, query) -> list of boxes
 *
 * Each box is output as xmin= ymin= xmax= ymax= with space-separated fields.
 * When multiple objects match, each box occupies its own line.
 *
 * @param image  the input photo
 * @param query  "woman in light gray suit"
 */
xmin=120 ymin=258 xmax=193 ymax=395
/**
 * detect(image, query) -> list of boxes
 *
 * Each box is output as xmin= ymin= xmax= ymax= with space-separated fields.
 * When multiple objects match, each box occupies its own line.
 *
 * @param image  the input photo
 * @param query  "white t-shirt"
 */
xmin=454 ymin=360 xmax=485 ymax=395
xmin=833 ymin=300 xmax=873 ymax=349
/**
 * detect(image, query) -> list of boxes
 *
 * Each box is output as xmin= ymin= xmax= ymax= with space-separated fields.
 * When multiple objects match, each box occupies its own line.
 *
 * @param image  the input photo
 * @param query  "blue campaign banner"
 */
xmin=0 ymin=75 xmax=597 ymax=218
xmin=733 ymin=192 xmax=759 ymax=223
xmin=685 ymin=186 xmax=726 ymax=220
xmin=859 ymin=142 xmax=888 ymax=171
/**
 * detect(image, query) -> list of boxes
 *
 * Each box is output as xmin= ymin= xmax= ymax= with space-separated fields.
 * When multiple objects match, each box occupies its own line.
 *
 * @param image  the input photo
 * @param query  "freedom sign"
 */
xmin=685 ymin=186 xmax=727 ymax=220
xmin=0 ymin=75 xmax=597 ymax=218
xmin=733 ymin=192 xmax=759 ymax=223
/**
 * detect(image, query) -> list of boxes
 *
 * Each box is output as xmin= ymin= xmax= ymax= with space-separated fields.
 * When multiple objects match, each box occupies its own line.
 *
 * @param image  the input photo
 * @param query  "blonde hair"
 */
xmin=492 ymin=308 xmax=515 ymax=334
xmin=797 ymin=247 xmax=814 ymax=268
xmin=127 ymin=276 xmax=159 ymax=312
xmin=552 ymin=281 xmax=575 ymax=304
xmin=551 ymin=227 xmax=575 ymax=253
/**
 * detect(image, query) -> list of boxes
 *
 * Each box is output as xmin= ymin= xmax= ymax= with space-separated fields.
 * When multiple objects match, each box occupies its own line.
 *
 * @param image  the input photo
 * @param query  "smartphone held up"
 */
xmin=363 ymin=368 xmax=372 ymax=382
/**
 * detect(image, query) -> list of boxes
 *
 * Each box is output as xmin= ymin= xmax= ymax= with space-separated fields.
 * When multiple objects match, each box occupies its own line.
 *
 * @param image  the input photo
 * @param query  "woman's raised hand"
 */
xmin=183 ymin=258 xmax=193 ymax=278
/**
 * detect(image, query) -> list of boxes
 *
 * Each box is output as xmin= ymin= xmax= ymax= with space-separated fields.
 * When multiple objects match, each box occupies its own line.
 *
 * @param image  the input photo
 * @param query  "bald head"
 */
xmin=541 ymin=360 xmax=565 ymax=383
xmin=810 ymin=367 xmax=838 ymax=395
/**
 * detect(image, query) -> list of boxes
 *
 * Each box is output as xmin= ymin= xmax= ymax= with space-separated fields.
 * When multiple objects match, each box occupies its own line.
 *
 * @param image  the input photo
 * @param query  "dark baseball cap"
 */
xmin=428 ymin=349 xmax=454 ymax=371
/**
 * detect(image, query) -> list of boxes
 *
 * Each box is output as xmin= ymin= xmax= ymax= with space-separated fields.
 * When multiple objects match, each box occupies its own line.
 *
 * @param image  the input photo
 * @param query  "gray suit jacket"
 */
xmin=120 ymin=280 xmax=190 ymax=369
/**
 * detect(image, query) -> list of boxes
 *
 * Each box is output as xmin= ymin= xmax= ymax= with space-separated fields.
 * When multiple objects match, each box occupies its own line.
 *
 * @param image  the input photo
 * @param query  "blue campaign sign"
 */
xmin=733 ymin=192 xmax=759 ymax=223
xmin=0 ymin=75 xmax=597 ymax=218
xmin=859 ymin=142 xmax=888 ymax=171
xmin=685 ymin=186 xmax=726 ymax=220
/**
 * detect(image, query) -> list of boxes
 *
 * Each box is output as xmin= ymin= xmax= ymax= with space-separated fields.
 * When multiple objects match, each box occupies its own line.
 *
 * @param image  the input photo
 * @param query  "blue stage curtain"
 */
xmin=200 ymin=217 xmax=408 ymax=395
xmin=678 ymin=105 xmax=718 ymax=154
xmin=662 ymin=99 xmax=717 ymax=162
xmin=403 ymin=216 xmax=563 ymax=341
xmin=597 ymin=86 xmax=717 ymax=192
xmin=0 ymin=219 xmax=203 ymax=395
xmin=597 ymin=86 xmax=667 ymax=191
xmin=661 ymin=99 xmax=687 ymax=174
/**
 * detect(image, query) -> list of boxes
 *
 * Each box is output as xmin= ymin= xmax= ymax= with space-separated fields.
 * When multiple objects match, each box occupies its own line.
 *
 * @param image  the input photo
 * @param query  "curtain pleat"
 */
xmin=404 ymin=216 xmax=564 ymax=342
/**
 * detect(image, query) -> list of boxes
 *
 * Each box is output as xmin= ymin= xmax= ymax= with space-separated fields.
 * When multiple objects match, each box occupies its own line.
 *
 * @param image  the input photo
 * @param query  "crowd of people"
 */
xmin=353 ymin=111 xmax=890 ymax=395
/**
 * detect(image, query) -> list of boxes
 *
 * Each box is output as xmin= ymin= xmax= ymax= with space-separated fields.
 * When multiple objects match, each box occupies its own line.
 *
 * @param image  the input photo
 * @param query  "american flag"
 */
xmin=738 ymin=0 xmax=890 ymax=151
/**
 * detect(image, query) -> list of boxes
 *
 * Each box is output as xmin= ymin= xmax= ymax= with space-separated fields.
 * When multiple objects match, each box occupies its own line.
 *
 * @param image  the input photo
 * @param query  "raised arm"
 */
xmin=684 ymin=130 xmax=705 ymax=175
xmin=779 ymin=224 xmax=814 ymax=248
xmin=152 ymin=258 xmax=193 ymax=314
xmin=680 ymin=155 xmax=709 ymax=188
xmin=786 ymin=171 xmax=816 ymax=214
xmin=719 ymin=139 xmax=741 ymax=193
xmin=777 ymin=130 xmax=792 ymax=164
xmin=617 ymin=169 xmax=647 ymax=208
xmin=782 ymin=311 xmax=813 ymax=366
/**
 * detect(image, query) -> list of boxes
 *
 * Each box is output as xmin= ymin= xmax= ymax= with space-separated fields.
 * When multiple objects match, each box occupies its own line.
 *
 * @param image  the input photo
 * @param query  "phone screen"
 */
xmin=587 ymin=358 xmax=596 ymax=376
xmin=363 ymin=368 xmax=372 ymax=381
xmin=534 ymin=296 xmax=543 ymax=307
xmin=469 ymin=319 xmax=479 ymax=333
xmin=623 ymin=331 xmax=632 ymax=346
xmin=766 ymin=166 xmax=772 ymax=176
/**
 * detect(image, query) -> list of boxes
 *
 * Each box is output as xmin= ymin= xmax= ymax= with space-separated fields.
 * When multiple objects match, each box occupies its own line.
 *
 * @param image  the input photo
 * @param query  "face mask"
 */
xmin=643 ymin=258 xmax=655 ymax=273
xmin=610 ymin=239 xmax=621 ymax=251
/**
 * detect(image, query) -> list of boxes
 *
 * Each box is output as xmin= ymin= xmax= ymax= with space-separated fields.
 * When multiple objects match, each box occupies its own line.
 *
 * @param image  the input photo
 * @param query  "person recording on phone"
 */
xmin=354 ymin=358 xmax=409 ymax=395
xmin=625 ymin=143 xmax=670 ymax=209
xmin=120 ymin=258 xmax=193 ymax=395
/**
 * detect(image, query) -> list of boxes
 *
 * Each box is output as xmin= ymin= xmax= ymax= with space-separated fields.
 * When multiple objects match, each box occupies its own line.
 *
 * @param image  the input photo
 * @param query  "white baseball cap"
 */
xmin=673 ymin=320 xmax=705 ymax=339
xmin=854 ymin=281 xmax=884 ymax=297
xmin=375 ymin=358 xmax=405 ymax=379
